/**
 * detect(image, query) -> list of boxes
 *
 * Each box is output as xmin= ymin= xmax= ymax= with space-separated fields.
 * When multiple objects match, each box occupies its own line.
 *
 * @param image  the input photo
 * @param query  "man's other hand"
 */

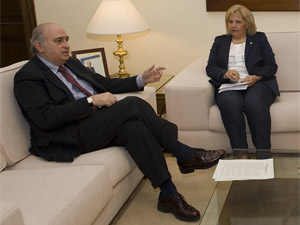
xmin=91 ymin=92 xmax=117 ymax=107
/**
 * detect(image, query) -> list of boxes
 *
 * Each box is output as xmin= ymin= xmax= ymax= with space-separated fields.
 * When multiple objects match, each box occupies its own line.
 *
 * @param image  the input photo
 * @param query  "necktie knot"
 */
xmin=58 ymin=65 xmax=66 ymax=73
xmin=57 ymin=65 xmax=93 ymax=97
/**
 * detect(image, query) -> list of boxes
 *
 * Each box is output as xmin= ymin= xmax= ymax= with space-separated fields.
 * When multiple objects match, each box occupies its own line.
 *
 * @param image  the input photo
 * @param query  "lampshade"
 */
xmin=86 ymin=0 xmax=150 ymax=35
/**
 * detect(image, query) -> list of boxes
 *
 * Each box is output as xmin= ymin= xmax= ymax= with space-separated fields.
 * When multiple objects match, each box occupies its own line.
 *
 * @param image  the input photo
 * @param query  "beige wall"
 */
xmin=34 ymin=0 xmax=300 ymax=76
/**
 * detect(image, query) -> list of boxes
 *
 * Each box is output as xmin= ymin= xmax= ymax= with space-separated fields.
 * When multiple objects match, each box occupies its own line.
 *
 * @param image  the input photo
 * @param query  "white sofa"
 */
xmin=165 ymin=32 xmax=300 ymax=152
xmin=0 ymin=60 xmax=157 ymax=225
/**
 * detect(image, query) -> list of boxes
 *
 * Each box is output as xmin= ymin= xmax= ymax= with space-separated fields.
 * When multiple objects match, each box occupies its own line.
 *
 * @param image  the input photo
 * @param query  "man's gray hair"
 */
xmin=30 ymin=23 xmax=53 ymax=55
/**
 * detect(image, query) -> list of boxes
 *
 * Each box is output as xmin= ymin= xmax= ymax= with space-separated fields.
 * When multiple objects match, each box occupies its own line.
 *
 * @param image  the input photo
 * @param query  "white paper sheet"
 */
xmin=218 ymin=82 xmax=248 ymax=93
xmin=213 ymin=159 xmax=274 ymax=181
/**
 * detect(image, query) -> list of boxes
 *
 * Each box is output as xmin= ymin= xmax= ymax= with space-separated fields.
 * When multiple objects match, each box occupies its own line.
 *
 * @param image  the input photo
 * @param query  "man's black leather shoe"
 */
xmin=157 ymin=193 xmax=200 ymax=221
xmin=178 ymin=148 xmax=225 ymax=174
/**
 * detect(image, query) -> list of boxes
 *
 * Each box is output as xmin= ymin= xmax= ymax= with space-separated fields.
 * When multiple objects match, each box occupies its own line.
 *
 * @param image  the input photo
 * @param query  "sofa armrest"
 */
xmin=165 ymin=57 xmax=214 ymax=131
xmin=115 ymin=86 xmax=157 ymax=113
xmin=0 ymin=203 xmax=25 ymax=225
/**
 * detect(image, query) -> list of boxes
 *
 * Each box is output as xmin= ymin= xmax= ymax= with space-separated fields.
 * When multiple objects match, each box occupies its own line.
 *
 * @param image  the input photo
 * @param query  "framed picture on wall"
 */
xmin=206 ymin=0 xmax=300 ymax=11
xmin=71 ymin=48 xmax=109 ymax=78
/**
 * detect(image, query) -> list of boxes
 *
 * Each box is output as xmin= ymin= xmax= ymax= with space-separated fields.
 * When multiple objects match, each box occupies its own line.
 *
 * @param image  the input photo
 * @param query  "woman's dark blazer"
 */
xmin=14 ymin=56 xmax=142 ymax=162
xmin=206 ymin=32 xmax=280 ymax=96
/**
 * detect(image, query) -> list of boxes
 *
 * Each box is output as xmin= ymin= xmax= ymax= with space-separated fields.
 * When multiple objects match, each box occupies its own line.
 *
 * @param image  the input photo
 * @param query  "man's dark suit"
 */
xmin=206 ymin=32 xmax=279 ymax=149
xmin=14 ymin=56 xmax=177 ymax=187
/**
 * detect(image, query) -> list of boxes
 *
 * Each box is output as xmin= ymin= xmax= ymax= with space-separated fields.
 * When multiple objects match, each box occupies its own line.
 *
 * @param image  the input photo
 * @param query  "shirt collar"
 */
xmin=37 ymin=55 xmax=60 ymax=74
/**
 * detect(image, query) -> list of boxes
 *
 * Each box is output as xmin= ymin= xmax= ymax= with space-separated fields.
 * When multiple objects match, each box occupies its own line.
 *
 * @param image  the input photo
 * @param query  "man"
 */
xmin=14 ymin=23 xmax=225 ymax=222
xmin=86 ymin=61 xmax=95 ymax=72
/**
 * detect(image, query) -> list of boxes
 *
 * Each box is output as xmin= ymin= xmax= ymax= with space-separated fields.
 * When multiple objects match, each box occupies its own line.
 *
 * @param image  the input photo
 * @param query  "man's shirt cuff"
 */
xmin=136 ymin=75 xmax=146 ymax=89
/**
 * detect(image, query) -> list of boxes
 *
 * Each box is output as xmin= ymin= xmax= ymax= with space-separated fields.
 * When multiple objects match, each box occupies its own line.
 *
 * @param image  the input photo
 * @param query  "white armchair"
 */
xmin=165 ymin=32 xmax=300 ymax=152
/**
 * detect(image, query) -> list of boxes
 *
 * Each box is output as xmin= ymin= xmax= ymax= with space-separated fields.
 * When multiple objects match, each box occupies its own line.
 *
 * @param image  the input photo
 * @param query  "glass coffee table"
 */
xmin=200 ymin=149 xmax=300 ymax=225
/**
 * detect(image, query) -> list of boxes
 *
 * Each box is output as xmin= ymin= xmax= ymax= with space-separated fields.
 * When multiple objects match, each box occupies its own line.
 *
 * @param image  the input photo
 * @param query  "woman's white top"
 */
xmin=228 ymin=42 xmax=249 ymax=81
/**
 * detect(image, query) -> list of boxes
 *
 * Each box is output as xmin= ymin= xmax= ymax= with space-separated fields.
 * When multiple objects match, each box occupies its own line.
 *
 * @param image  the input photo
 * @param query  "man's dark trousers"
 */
xmin=78 ymin=96 xmax=178 ymax=188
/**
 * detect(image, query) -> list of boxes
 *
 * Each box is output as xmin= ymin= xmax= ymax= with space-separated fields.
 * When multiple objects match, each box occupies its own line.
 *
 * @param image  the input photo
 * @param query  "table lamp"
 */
xmin=86 ymin=0 xmax=150 ymax=78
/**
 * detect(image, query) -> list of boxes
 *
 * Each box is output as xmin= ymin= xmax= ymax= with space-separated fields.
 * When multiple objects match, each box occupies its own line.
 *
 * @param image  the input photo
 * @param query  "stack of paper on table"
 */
xmin=213 ymin=159 xmax=274 ymax=181
xmin=218 ymin=82 xmax=249 ymax=93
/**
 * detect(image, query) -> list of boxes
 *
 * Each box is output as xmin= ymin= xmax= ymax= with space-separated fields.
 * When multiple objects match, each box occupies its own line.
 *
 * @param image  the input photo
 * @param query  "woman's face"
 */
xmin=227 ymin=13 xmax=247 ymax=39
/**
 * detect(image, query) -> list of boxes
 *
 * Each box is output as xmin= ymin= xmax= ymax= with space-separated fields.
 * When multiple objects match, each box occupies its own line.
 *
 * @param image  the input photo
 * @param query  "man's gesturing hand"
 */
xmin=142 ymin=65 xmax=166 ymax=84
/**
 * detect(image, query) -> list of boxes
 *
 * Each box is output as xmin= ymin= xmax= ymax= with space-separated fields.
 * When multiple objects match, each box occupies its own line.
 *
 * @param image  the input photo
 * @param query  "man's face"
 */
xmin=36 ymin=24 xmax=70 ymax=65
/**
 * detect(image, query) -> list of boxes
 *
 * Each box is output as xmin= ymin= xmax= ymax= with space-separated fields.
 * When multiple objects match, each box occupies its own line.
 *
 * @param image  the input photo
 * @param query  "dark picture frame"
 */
xmin=71 ymin=48 xmax=109 ymax=78
xmin=206 ymin=0 xmax=300 ymax=11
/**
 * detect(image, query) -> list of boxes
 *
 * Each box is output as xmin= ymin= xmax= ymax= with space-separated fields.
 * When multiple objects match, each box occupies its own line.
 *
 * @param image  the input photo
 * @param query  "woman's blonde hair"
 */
xmin=225 ymin=4 xmax=257 ymax=36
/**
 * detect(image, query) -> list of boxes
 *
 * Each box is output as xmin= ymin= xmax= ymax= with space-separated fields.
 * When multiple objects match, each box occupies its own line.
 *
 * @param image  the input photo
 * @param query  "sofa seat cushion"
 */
xmin=8 ymin=146 xmax=138 ymax=187
xmin=208 ymin=105 xmax=227 ymax=133
xmin=0 ymin=203 xmax=25 ymax=225
xmin=0 ymin=166 xmax=112 ymax=225
xmin=0 ymin=150 xmax=6 ymax=172
xmin=208 ymin=92 xmax=300 ymax=133
xmin=270 ymin=92 xmax=300 ymax=132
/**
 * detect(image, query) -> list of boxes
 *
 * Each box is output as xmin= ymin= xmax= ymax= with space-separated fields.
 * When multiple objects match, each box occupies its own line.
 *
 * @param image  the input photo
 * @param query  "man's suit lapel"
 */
xmin=66 ymin=64 xmax=96 ymax=85
xmin=64 ymin=59 xmax=107 ymax=93
xmin=32 ymin=57 xmax=75 ymax=100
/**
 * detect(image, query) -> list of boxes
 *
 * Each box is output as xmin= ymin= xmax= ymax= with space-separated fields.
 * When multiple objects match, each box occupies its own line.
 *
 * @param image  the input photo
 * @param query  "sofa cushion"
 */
xmin=0 ymin=166 xmax=112 ymax=225
xmin=8 ymin=146 xmax=138 ymax=187
xmin=165 ymin=57 xmax=213 ymax=131
xmin=208 ymin=105 xmax=226 ymax=133
xmin=0 ymin=203 xmax=25 ymax=225
xmin=208 ymin=92 xmax=300 ymax=133
xmin=0 ymin=150 xmax=6 ymax=172
xmin=69 ymin=147 xmax=139 ymax=187
xmin=116 ymin=86 xmax=157 ymax=113
xmin=0 ymin=61 xmax=31 ymax=166
xmin=266 ymin=32 xmax=300 ymax=92
xmin=270 ymin=92 xmax=300 ymax=132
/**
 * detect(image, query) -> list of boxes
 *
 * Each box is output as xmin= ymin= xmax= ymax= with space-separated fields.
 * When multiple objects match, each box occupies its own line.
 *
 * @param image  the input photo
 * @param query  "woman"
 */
xmin=206 ymin=4 xmax=279 ymax=150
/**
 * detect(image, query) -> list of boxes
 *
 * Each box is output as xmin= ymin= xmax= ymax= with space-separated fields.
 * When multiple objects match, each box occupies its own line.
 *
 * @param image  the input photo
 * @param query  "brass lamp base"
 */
xmin=113 ymin=34 xmax=130 ymax=78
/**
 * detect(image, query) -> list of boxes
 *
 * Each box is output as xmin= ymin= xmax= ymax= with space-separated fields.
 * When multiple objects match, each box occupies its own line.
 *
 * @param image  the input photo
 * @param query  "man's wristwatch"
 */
xmin=87 ymin=96 xmax=94 ymax=106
